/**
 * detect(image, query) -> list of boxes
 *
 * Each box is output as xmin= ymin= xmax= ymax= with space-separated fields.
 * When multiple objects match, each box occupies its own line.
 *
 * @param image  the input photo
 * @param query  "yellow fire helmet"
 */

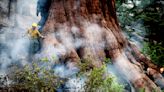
xmin=32 ymin=23 xmax=38 ymax=27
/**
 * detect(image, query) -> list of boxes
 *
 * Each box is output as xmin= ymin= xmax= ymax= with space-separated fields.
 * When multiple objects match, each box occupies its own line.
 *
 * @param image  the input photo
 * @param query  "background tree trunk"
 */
xmin=42 ymin=0 xmax=163 ymax=91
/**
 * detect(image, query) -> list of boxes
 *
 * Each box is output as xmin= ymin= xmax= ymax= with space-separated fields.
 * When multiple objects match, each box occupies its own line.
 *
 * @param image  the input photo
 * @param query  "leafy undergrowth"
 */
xmin=1 ymin=58 xmax=124 ymax=92
xmin=8 ymin=61 xmax=61 ymax=92
xmin=78 ymin=58 xmax=124 ymax=92
xmin=84 ymin=66 xmax=124 ymax=92
xmin=142 ymin=42 xmax=164 ymax=66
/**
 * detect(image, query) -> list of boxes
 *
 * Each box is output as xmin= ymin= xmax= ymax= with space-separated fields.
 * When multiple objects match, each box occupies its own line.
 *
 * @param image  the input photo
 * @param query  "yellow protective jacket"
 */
xmin=27 ymin=28 xmax=42 ymax=39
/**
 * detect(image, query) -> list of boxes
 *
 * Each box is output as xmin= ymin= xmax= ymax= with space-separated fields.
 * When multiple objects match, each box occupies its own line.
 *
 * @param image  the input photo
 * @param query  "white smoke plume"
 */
xmin=0 ymin=0 xmax=39 ymax=75
xmin=0 ymin=1 xmax=136 ymax=91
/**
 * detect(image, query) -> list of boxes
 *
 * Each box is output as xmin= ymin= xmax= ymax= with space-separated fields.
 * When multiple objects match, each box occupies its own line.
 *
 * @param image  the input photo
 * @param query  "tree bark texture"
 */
xmin=41 ymin=0 xmax=164 ymax=91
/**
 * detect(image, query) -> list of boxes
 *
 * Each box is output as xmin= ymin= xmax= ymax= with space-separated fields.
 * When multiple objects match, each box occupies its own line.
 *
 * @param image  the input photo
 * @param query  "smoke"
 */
xmin=83 ymin=23 xmax=105 ymax=49
xmin=127 ymin=20 xmax=146 ymax=49
xmin=0 ymin=0 xmax=39 ymax=75
xmin=107 ymin=64 xmax=135 ymax=92
xmin=65 ymin=76 xmax=85 ymax=92
xmin=0 ymin=1 xmax=138 ymax=91
xmin=36 ymin=21 xmax=136 ymax=91
xmin=53 ymin=64 xmax=79 ymax=78
xmin=0 ymin=29 xmax=30 ymax=74
xmin=38 ymin=22 xmax=106 ymax=63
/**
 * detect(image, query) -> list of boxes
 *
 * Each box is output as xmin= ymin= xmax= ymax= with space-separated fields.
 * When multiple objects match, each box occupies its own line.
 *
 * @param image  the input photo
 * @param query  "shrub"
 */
xmin=84 ymin=65 xmax=124 ymax=92
xmin=9 ymin=61 xmax=61 ymax=92
xmin=78 ymin=59 xmax=124 ymax=92
xmin=142 ymin=42 xmax=164 ymax=66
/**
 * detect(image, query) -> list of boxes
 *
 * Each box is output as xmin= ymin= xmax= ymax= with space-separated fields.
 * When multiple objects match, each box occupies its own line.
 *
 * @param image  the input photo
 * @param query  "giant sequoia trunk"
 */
xmin=41 ymin=0 xmax=164 ymax=91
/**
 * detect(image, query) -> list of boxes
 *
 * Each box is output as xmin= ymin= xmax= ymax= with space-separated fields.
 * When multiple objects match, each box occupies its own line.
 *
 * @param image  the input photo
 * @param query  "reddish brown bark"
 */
xmin=42 ymin=0 xmax=163 ymax=91
xmin=147 ymin=68 xmax=164 ymax=89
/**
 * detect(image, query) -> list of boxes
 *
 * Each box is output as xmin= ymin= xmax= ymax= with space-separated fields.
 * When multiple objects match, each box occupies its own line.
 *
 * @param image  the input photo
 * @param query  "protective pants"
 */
xmin=30 ymin=38 xmax=40 ymax=54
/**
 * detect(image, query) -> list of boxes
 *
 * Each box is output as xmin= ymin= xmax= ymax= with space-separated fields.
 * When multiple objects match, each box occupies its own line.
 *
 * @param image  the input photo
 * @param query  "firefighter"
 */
xmin=27 ymin=23 xmax=44 ymax=53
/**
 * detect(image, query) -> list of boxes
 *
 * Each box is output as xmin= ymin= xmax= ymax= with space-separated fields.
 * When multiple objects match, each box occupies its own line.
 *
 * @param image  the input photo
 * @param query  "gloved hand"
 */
xmin=41 ymin=35 xmax=45 ymax=39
